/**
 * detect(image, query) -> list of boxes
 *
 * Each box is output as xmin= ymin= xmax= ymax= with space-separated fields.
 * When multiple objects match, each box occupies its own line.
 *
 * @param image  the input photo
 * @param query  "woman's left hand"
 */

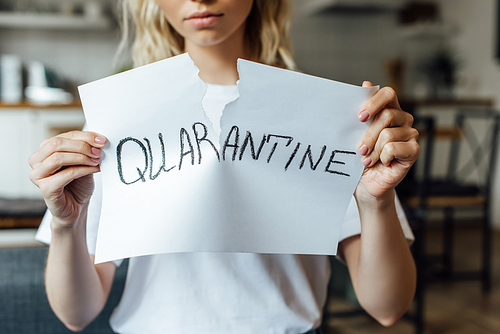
xmin=355 ymin=81 xmax=420 ymax=203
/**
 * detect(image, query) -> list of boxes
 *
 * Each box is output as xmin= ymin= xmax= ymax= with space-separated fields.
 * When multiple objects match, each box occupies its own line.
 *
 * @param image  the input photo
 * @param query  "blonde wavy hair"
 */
xmin=116 ymin=0 xmax=295 ymax=70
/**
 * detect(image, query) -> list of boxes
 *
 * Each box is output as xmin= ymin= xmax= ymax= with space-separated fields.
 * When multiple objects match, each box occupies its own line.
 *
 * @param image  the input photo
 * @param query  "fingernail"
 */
xmin=95 ymin=137 xmax=106 ymax=144
xmin=358 ymin=110 xmax=370 ymax=122
xmin=91 ymin=157 xmax=100 ymax=163
xmin=359 ymin=144 xmax=369 ymax=156
xmin=91 ymin=147 xmax=101 ymax=155
xmin=363 ymin=157 xmax=372 ymax=167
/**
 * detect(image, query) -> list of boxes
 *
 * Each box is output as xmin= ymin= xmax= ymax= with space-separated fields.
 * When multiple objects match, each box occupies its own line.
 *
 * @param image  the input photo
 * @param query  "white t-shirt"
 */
xmin=36 ymin=83 xmax=413 ymax=334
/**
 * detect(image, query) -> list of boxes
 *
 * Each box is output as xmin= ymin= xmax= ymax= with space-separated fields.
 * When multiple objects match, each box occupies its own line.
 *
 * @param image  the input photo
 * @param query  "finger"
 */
xmin=379 ymin=140 xmax=420 ymax=168
xmin=358 ymin=86 xmax=401 ymax=122
xmin=37 ymin=166 xmax=100 ymax=198
xmin=358 ymin=108 xmax=414 ymax=158
xmin=362 ymin=81 xmax=374 ymax=88
xmin=366 ymin=127 xmax=419 ymax=167
xmin=30 ymin=137 xmax=103 ymax=169
xmin=29 ymin=152 xmax=100 ymax=183
xmin=31 ymin=132 xmax=106 ymax=168
xmin=39 ymin=131 xmax=106 ymax=149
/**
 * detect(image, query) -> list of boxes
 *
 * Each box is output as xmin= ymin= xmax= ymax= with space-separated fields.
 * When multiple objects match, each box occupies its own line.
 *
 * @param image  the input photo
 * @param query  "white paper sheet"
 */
xmin=79 ymin=53 xmax=378 ymax=264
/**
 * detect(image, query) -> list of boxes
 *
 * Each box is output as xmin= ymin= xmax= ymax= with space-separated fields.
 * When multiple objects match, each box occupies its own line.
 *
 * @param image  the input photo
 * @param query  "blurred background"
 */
xmin=0 ymin=0 xmax=499 ymax=333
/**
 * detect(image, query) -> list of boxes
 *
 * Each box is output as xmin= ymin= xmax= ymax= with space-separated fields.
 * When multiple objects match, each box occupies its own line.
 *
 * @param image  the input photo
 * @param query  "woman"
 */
xmin=29 ymin=0 xmax=419 ymax=333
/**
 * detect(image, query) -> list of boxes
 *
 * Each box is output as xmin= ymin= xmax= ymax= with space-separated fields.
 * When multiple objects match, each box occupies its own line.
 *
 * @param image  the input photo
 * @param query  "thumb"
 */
xmin=362 ymin=81 xmax=374 ymax=87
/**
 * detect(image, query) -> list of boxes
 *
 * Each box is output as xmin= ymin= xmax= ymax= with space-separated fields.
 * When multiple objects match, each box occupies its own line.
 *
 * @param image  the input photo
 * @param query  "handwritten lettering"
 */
xmin=144 ymin=133 xmax=176 ymax=180
xmin=116 ymin=137 xmax=149 ymax=185
xmin=325 ymin=150 xmax=356 ymax=177
xmin=239 ymin=131 xmax=267 ymax=161
xmin=266 ymin=134 xmax=293 ymax=163
xmin=222 ymin=126 xmax=240 ymax=161
xmin=179 ymin=128 xmax=195 ymax=170
xmin=300 ymin=145 xmax=327 ymax=171
xmin=193 ymin=122 xmax=220 ymax=164
xmin=116 ymin=122 xmax=357 ymax=185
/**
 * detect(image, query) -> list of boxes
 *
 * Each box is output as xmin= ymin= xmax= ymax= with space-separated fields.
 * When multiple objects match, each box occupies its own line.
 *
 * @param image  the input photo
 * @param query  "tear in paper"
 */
xmin=78 ymin=53 xmax=378 ymax=264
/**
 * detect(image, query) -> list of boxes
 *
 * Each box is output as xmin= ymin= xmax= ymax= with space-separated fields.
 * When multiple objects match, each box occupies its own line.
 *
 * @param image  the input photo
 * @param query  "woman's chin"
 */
xmin=185 ymin=33 xmax=229 ymax=48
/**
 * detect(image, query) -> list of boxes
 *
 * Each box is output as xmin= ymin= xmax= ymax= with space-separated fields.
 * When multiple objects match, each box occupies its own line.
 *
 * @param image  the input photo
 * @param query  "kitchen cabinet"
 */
xmin=0 ymin=104 xmax=85 ymax=199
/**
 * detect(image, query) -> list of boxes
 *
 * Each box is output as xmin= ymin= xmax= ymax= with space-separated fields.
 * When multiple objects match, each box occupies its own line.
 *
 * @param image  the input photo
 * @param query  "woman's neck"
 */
xmin=184 ymin=26 xmax=255 ymax=85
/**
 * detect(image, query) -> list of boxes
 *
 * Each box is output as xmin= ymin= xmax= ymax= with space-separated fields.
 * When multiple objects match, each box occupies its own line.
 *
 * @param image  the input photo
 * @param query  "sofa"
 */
xmin=0 ymin=246 xmax=128 ymax=334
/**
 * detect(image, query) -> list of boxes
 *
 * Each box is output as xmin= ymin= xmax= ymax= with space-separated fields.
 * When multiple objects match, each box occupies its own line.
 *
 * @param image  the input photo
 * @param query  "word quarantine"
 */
xmin=116 ymin=122 xmax=357 ymax=185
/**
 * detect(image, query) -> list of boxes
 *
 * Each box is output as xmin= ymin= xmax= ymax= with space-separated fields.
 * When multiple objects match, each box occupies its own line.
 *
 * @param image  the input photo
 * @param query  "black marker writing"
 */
xmin=239 ymin=131 xmax=267 ymax=161
xmin=284 ymin=142 xmax=301 ymax=170
xmin=222 ymin=125 xmax=240 ymax=161
xmin=325 ymin=150 xmax=356 ymax=177
xmin=116 ymin=137 xmax=148 ymax=185
xmin=116 ymin=122 xmax=357 ymax=185
xmin=266 ymin=134 xmax=293 ymax=163
xmin=144 ymin=133 xmax=176 ymax=180
xmin=299 ymin=145 xmax=327 ymax=171
xmin=179 ymin=128 xmax=195 ymax=170
xmin=193 ymin=122 xmax=220 ymax=164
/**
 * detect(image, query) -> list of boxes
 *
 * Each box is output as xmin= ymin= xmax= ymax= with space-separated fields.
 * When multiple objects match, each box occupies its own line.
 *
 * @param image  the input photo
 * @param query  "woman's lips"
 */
xmin=185 ymin=12 xmax=224 ymax=28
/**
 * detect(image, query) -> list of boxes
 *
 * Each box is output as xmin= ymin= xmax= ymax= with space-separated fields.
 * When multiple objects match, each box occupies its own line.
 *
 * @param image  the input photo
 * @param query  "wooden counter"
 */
xmin=0 ymin=101 xmax=82 ymax=109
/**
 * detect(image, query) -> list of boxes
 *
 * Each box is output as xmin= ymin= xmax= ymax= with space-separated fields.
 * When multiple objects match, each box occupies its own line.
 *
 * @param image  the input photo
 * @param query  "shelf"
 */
xmin=0 ymin=12 xmax=112 ymax=30
xmin=300 ymin=0 xmax=408 ymax=15
xmin=0 ymin=100 xmax=82 ymax=110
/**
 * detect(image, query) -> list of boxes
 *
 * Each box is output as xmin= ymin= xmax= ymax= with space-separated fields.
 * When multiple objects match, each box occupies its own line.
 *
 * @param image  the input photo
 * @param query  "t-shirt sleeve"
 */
xmin=338 ymin=192 xmax=414 ymax=244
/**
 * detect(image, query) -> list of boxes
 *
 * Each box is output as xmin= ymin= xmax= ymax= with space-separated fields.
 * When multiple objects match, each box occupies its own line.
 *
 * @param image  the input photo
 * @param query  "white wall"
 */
xmin=290 ymin=1 xmax=500 ymax=100
xmin=438 ymin=0 xmax=500 ymax=101
xmin=290 ymin=3 xmax=399 ymax=86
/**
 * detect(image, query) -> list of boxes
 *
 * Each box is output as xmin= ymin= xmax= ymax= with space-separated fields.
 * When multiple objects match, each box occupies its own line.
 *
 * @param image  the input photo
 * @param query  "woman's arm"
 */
xmin=46 ymin=214 xmax=116 ymax=331
xmin=29 ymin=131 xmax=115 ymax=331
xmin=340 ymin=82 xmax=419 ymax=326
xmin=340 ymin=193 xmax=416 ymax=326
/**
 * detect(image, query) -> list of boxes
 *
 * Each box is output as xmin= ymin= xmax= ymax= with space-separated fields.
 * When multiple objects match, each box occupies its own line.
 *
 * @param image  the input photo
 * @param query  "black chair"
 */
xmin=323 ymin=110 xmax=499 ymax=334
xmin=321 ymin=117 xmax=436 ymax=334
xmin=402 ymin=109 xmax=500 ymax=293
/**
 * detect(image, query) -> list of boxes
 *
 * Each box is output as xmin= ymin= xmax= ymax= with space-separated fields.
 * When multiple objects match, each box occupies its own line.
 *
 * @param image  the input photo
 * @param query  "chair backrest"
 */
xmin=446 ymin=109 xmax=500 ymax=197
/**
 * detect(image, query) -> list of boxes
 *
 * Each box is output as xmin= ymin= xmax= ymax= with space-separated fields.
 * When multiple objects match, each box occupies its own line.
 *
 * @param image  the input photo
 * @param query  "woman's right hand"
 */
xmin=29 ymin=131 xmax=107 ymax=229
